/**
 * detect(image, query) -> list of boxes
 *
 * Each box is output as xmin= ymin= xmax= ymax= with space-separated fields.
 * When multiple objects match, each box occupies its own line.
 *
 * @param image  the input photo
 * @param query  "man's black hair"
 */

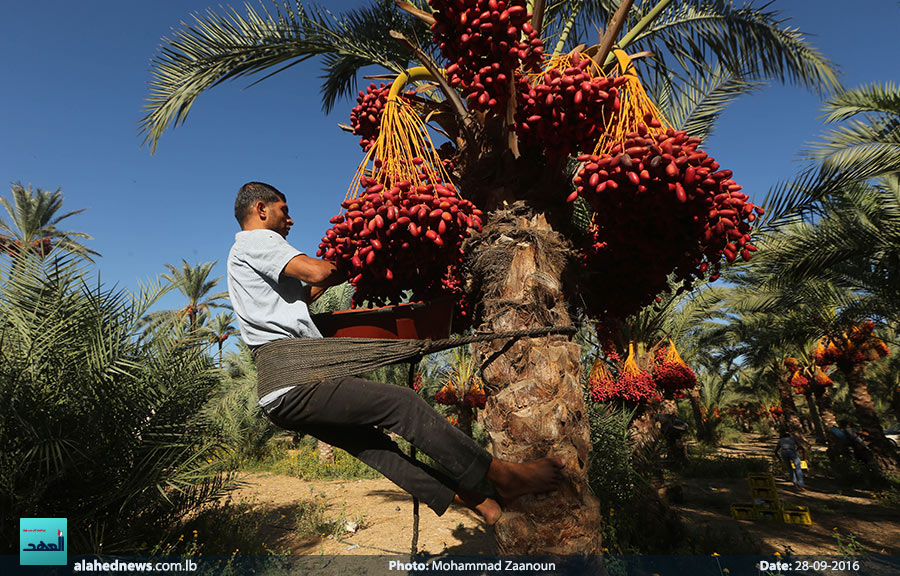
xmin=235 ymin=182 xmax=286 ymax=225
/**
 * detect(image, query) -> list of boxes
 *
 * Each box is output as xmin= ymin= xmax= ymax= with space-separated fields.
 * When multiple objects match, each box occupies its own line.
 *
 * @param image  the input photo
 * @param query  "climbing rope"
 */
xmin=255 ymin=325 xmax=577 ymax=400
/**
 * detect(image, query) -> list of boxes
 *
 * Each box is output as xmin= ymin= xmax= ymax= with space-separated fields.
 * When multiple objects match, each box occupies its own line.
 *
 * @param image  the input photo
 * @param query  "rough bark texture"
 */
xmin=457 ymin=405 xmax=474 ymax=438
xmin=659 ymin=399 xmax=687 ymax=466
xmin=774 ymin=366 xmax=808 ymax=447
xmin=803 ymin=392 xmax=826 ymax=444
xmin=687 ymin=388 xmax=708 ymax=442
xmin=840 ymin=362 xmax=900 ymax=475
xmin=892 ymin=383 xmax=900 ymax=426
xmin=813 ymin=387 xmax=841 ymax=459
xmin=630 ymin=404 xmax=665 ymax=487
xmin=468 ymin=206 xmax=602 ymax=554
xmin=317 ymin=440 xmax=335 ymax=465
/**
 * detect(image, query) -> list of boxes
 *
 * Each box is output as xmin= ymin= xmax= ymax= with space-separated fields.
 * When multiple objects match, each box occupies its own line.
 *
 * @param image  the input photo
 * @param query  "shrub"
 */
xmin=255 ymin=441 xmax=380 ymax=481
xmin=202 ymin=344 xmax=278 ymax=465
xmin=0 ymin=252 xmax=230 ymax=553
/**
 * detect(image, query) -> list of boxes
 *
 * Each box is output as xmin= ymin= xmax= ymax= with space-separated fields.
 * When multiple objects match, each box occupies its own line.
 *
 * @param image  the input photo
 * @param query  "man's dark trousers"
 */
xmin=264 ymin=376 xmax=493 ymax=515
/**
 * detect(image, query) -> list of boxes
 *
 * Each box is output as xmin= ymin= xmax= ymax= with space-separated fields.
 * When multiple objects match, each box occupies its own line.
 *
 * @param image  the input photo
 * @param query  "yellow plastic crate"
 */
xmin=750 ymin=486 xmax=778 ymax=500
xmin=730 ymin=503 xmax=758 ymax=520
xmin=756 ymin=508 xmax=782 ymax=522
xmin=747 ymin=473 xmax=776 ymax=490
xmin=782 ymin=505 xmax=812 ymax=525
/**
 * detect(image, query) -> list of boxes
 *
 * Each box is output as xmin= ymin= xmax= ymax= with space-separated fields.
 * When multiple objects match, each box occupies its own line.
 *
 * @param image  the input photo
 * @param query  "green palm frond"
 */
xmin=808 ymin=121 xmax=900 ymax=182
xmin=162 ymin=260 xmax=229 ymax=312
xmin=660 ymin=63 xmax=763 ymax=140
xmin=0 ymin=182 xmax=97 ymax=261
xmin=824 ymin=81 xmax=900 ymax=123
xmin=142 ymin=1 xmax=315 ymax=152
xmin=314 ymin=0 xmax=432 ymax=113
xmin=1 ymin=247 xmax=230 ymax=551
xmin=309 ymin=280 xmax=354 ymax=313
xmin=141 ymin=0 xmax=428 ymax=151
xmin=758 ymin=82 xmax=900 ymax=231
xmin=755 ymin=167 xmax=826 ymax=231
xmin=627 ymin=0 xmax=840 ymax=95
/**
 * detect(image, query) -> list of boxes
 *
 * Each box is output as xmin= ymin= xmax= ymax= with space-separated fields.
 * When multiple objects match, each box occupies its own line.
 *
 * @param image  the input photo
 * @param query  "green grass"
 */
xmin=151 ymin=499 xmax=279 ymax=556
xmin=246 ymin=438 xmax=380 ymax=481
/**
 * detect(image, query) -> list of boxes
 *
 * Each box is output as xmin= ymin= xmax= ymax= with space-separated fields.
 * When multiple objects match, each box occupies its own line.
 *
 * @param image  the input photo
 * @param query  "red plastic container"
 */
xmin=311 ymin=298 xmax=453 ymax=340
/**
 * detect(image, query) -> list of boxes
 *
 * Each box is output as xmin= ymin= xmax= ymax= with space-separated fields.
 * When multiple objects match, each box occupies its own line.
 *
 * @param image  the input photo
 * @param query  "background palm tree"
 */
xmin=140 ymin=0 xmax=839 ymax=554
xmin=208 ymin=311 xmax=237 ymax=366
xmin=0 ymin=248 xmax=229 ymax=553
xmin=0 ymin=182 xmax=97 ymax=261
xmin=145 ymin=260 xmax=230 ymax=335
xmin=755 ymin=83 xmax=900 ymax=472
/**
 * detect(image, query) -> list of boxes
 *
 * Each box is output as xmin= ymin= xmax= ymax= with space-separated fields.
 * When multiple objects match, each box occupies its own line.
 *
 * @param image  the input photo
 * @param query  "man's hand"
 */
xmin=282 ymin=254 xmax=346 ymax=287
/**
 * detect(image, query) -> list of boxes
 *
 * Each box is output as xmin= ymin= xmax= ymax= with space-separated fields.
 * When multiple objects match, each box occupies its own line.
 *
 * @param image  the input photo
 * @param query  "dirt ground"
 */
xmin=228 ymin=473 xmax=495 ymax=556
xmin=226 ymin=436 xmax=900 ymax=557
xmin=671 ymin=436 xmax=900 ymax=556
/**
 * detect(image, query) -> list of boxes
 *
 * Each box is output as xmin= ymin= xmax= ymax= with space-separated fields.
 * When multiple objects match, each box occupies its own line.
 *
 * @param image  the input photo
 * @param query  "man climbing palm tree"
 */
xmin=226 ymin=181 xmax=565 ymax=524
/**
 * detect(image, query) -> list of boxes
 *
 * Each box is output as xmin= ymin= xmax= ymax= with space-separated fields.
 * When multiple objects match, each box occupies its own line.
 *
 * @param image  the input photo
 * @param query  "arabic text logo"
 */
xmin=20 ymin=518 xmax=67 ymax=565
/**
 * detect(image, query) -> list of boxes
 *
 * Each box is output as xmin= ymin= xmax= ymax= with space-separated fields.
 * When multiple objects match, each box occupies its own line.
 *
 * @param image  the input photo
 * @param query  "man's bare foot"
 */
xmin=485 ymin=456 xmax=565 ymax=503
xmin=454 ymin=492 xmax=503 ymax=526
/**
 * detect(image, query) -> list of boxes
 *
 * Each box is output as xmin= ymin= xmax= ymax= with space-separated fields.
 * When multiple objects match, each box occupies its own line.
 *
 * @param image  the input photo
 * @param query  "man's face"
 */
xmin=262 ymin=199 xmax=293 ymax=237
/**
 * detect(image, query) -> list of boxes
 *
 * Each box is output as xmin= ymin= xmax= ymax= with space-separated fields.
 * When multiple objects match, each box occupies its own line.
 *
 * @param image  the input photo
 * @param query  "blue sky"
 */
xmin=1 ymin=1 xmax=898 ymax=317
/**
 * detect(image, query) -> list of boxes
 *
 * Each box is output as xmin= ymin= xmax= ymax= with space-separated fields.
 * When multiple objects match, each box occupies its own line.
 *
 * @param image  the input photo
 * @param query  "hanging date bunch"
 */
xmin=812 ymin=320 xmax=890 ymax=368
xmin=784 ymin=357 xmax=812 ymax=395
xmin=652 ymin=340 xmax=697 ymax=396
xmin=587 ymin=357 xmax=615 ymax=403
xmin=514 ymin=51 xmax=627 ymax=162
xmin=436 ymin=348 xmax=487 ymax=408
xmin=318 ymin=92 xmax=483 ymax=321
xmin=2 ymin=237 xmax=52 ymax=257
xmin=573 ymin=51 xmax=763 ymax=320
xmin=350 ymin=83 xmax=414 ymax=152
xmin=588 ymin=343 xmax=658 ymax=403
xmin=430 ymin=0 xmax=543 ymax=116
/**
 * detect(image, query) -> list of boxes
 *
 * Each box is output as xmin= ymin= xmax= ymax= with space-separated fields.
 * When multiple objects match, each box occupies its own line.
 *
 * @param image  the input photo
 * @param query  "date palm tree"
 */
xmin=145 ymin=260 xmax=230 ymax=336
xmin=0 ymin=249 xmax=228 ymax=552
xmin=140 ymin=0 xmax=838 ymax=553
xmin=208 ymin=311 xmax=237 ymax=366
xmin=0 ymin=182 xmax=97 ymax=261
xmin=748 ymin=82 xmax=900 ymax=473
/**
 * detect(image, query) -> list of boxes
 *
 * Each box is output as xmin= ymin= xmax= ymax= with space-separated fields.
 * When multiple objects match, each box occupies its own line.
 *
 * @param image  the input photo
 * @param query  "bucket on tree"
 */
xmin=312 ymin=297 xmax=454 ymax=340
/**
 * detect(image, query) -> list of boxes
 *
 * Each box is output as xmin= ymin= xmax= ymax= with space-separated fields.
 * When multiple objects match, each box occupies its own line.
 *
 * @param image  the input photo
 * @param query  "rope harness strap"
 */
xmin=255 ymin=325 xmax=576 ymax=399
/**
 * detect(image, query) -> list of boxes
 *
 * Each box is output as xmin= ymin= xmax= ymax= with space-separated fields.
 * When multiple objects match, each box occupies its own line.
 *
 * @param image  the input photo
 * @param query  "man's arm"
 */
xmin=282 ymin=254 xmax=346 ymax=287
xmin=309 ymin=285 xmax=329 ymax=303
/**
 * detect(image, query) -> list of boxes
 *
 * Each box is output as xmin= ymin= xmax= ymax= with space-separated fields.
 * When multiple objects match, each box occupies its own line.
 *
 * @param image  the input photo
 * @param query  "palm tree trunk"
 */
xmin=840 ymin=362 xmax=900 ymax=475
xmin=803 ymin=392 xmax=826 ymax=443
xmin=774 ymin=366 xmax=808 ymax=446
xmin=892 ymin=384 xmax=900 ymax=425
xmin=630 ymin=403 xmax=665 ymax=486
xmin=813 ymin=386 xmax=841 ymax=459
xmin=659 ymin=399 xmax=687 ymax=466
xmin=471 ymin=207 xmax=602 ymax=554
xmin=629 ymin=403 xmax=660 ymax=453
xmin=457 ymin=405 xmax=474 ymax=438
xmin=317 ymin=440 xmax=335 ymax=465
xmin=687 ymin=387 xmax=708 ymax=442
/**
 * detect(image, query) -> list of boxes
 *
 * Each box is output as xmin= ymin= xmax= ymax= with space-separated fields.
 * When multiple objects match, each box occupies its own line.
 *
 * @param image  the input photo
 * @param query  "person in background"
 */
xmin=775 ymin=431 xmax=806 ymax=490
xmin=841 ymin=420 xmax=874 ymax=464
